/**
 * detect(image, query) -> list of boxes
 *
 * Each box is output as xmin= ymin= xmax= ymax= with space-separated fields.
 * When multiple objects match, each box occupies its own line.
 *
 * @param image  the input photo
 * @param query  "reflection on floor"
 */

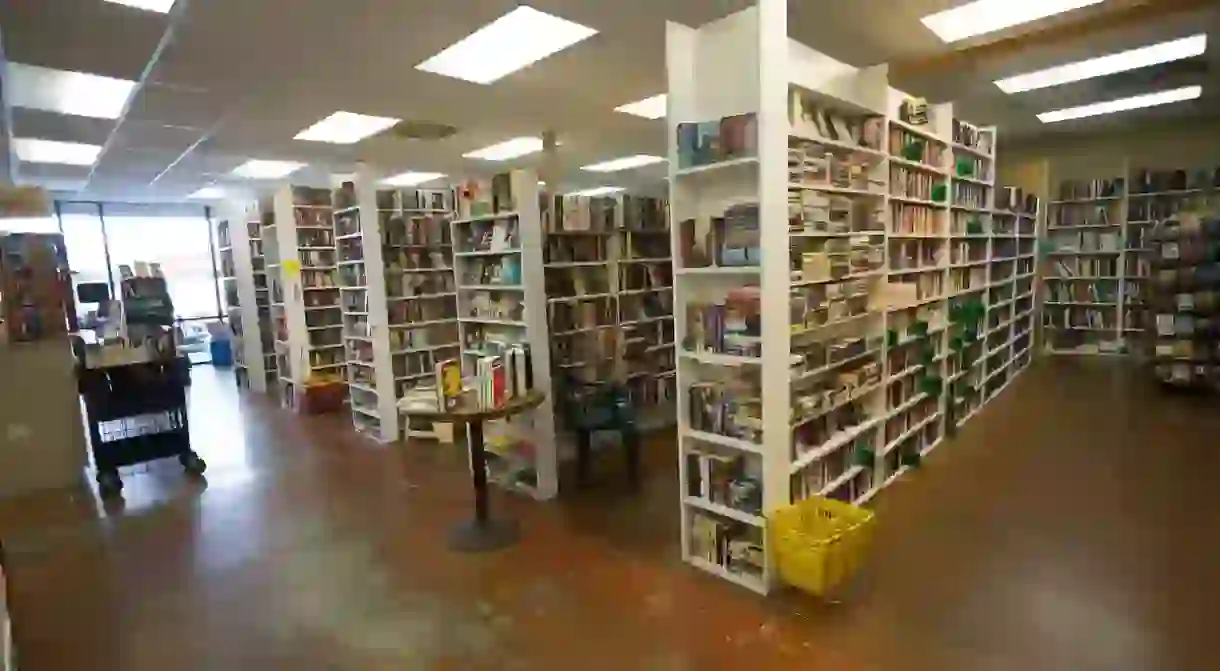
xmin=2 ymin=360 xmax=1220 ymax=669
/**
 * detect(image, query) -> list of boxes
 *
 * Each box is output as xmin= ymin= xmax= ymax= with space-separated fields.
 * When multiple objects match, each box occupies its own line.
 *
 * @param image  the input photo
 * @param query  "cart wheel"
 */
xmin=96 ymin=471 xmax=123 ymax=498
xmin=180 ymin=453 xmax=207 ymax=476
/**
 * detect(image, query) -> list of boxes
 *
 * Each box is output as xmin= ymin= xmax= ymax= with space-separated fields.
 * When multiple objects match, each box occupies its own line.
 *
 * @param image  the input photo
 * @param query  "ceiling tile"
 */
xmin=124 ymin=82 xmax=226 ymax=129
xmin=107 ymin=121 xmax=205 ymax=155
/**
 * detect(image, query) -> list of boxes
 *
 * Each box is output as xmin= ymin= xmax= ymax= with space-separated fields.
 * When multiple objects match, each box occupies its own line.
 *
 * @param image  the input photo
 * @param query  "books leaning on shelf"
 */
xmin=689 ymin=376 xmax=763 ymax=443
xmin=683 ymin=288 xmax=761 ymax=357
xmin=676 ymin=113 xmax=758 ymax=169
xmin=678 ymin=202 xmax=760 ymax=268
xmin=685 ymin=447 xmax=762 ymax=516
xmin=438 ymin=344 xmax=534 ymax=412
xmin=788 ymin=89 xmax=883 ymax=150
xmin=690 ymin=512 xmax=765 ymax=580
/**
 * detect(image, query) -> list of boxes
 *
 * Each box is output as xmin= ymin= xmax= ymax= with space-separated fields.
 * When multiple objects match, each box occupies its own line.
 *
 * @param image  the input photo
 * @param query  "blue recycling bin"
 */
xmin=210 ymin=338 xmax=233 ymax=367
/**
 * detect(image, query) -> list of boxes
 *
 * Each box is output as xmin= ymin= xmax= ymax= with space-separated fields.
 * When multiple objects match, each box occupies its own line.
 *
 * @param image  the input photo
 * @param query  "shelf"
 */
xmin=791 ymin=348 xmax=880 ymax=383
xmin=459 ymin=317 xmax=527 ymax=327
xmin=1047 ymin=275 xmax=1119 ymax=281
xmin=451 ymin=211 xmax=518 ymax=225
xmin=889 ymin=118 xmax=946 ymax=144
xmin=790 ymin=269 xmax=884 ymax=287
xmin=673 ymin=156 xmax=759 ymax=177
xmin=619 ymin=257 xmax=672 ymax=264
xmin=548 ymin=293 xmax=613 ymax=304
xmin=889 ymin=194 xmax=945 ymax=207
xmin=460 ymin=285 xmax=522 ymax=292
xmin=790 ymin=417 xmax=882 ymax=474
xmin=684 ymin=497 xmax=765 ymax=527
xmin=792 ymin=382 xmax=880 ymax=430
xmin=1050 ymin=196 xmax=1123 ymax=204
xmin=391 ymin=292 xmax=458 ymax=300
xmin=1048 ymin=224 xmax=1121 ymax=230
xmin=679 ymin=350 xmax=762 ymax=367
xmin=881 ymin=412 xmax=940 ymax=457
xmin=676 ymin=266 xmax=760 ymax=276
xmin=951 ymin=142 xmax=993 ymax=160
xmin=951 ymin=174 xmax=991 ymax=186
xmin=1045 ymin=301 xmax=1117 ymax=307
xmin=1129 ymin=190 xmax=1205 ymax=198
xmin=819 ymin=465 xmax=866 ymax=496
xmin=788 ymin=183 xmax=885 ymax=197
xmin=388 ymin=318 xmax=460 ymax=329
xmin=681 ymin=427 xmax=763 ymax=454
xmin=789 ymin=131 xmax=887 ymax=158
xmin=889 ymin=155 xmax=948 ymax=176
xmin=546 ymin=260 xmax=607 ymax=268
xmin=454 ymin=249 xmax=521 ymax=257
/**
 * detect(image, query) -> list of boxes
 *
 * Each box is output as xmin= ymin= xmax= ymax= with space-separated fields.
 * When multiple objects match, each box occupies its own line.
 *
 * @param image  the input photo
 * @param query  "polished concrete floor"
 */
xmin=1 ymin=358 xmax=1218 ymax=670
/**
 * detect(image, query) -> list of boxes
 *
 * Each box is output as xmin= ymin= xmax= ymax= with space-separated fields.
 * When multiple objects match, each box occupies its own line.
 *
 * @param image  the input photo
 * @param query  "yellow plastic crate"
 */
xmin=769 ymin=495 xmax=875 ymax=597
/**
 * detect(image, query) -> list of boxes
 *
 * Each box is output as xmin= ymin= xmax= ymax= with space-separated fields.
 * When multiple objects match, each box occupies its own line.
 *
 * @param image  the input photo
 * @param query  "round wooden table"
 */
xmin=402 ymin=389 xmax=547 ymax=552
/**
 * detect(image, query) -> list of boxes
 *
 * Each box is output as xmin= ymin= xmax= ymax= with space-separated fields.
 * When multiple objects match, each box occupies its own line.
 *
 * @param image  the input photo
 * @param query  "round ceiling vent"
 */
xmin=386 ymin=120 xmax=459 ymax=141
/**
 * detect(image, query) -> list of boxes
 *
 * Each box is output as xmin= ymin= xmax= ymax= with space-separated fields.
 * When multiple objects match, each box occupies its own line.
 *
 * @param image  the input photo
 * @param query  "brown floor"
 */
xmin=1 ymin=358 xmax=1218 ymax=670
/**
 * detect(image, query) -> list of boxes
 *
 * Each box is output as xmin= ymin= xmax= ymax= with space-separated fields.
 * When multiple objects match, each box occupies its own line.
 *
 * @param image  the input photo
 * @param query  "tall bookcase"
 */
xmin=542 ymin=193 xmax=676 ymax=431
xmin=666 ymin=1 xmax=1037 ymax=594
xmin=263 ymin=186 xmax=346 ymax=408
xmin=453 ymin=170 xmax=558 ymax=500
xmin=1042 ymin=160 xmax=1220 ymax=355
xmin=216 ymin=205 xmax=272 ymax=391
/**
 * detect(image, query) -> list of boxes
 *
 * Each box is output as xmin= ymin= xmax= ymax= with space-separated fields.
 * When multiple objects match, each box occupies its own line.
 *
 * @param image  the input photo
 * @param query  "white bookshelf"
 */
xmin=666 ymin=1 xmax=1037 ymax=594
xmin=264 ymin=186 xmax=346 ymax=408
xmin=453 ymin=170 xmax=558 ymax=500
xmin=216 ymin=204 xmax=271 ymax=392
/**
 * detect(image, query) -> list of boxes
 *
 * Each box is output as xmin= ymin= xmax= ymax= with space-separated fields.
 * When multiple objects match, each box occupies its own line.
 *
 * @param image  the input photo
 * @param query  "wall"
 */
xmin=998 ymin=117 xmax=1220 ymax=193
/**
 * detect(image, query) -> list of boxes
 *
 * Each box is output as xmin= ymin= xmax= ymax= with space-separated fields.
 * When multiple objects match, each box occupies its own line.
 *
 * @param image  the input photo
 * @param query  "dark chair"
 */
xmin=559 ymin=376 xmax=641 ymax=490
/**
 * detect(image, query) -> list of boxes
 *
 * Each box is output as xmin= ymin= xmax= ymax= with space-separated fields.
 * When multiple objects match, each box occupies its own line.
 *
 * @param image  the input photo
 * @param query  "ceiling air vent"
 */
xmin=385 ymin=120 xmax=459 ymax=141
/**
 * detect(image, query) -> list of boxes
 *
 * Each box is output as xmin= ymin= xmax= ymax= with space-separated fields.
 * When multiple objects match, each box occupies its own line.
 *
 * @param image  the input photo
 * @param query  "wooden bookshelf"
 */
xmin=543 ymin=193 xmax=676 ymax=433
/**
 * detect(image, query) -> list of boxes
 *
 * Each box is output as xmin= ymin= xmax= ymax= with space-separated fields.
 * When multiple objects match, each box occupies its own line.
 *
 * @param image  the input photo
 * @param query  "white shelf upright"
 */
xmin=216 ymin=207 xmax=266 ymax=392
xmin=453 ymin=170 xmax=558 ymax=500
xmin=265 ymin=186 xmax=346 ymax=408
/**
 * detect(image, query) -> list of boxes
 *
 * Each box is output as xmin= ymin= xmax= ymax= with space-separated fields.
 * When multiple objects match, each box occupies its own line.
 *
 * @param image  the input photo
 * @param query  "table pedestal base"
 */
xmin=447 ymin=518 xmax=520 ymax=553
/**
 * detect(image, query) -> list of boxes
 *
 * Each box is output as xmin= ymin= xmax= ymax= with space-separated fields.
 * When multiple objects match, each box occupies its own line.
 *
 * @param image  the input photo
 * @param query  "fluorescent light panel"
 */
xmin=922 ymin=0 xmax=1104 ymax=43
xmin=231 ymin=160 xmax=306 ymax=179
xmin=463 ymin=136 xmax=543 ymax=161
xmin=581 ymin=155 xmax=665 ymax=172
xmin=381 ymin=171 xmax=446 ymax=187
xmin=417 ymin=6 xmax=597 ymax=84
xmin=567 ymin=186 xmax=623 ymax=197
xmin=5 ymin=63 xmax=137 ymax=119
xmin=294 ymin=111 xmax=400 ymax=144
xmin=1038 ymin=85 xmax=1202 ymax=123
xmin=13 ymin=138 xmax=102 ymax=165
xmin=188 ymin=186 xmax=226 ymax=199
xmin=997 ymin=35 xmax=1207 ymax=93
xmin=104 ymin=0 xmax=176 ymax=12
xmin=614 ymin=94 xmax=666 ymax=119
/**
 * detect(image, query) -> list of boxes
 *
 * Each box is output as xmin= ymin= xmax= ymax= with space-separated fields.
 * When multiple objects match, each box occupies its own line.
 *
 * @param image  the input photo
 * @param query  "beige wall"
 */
xmin=998 ymin=118 xmax=1220 ymax=196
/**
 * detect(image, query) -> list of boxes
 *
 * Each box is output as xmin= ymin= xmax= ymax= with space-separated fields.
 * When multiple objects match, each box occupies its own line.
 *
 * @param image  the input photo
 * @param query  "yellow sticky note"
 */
xmin=283 ymin=259 xmax=301 ymax=275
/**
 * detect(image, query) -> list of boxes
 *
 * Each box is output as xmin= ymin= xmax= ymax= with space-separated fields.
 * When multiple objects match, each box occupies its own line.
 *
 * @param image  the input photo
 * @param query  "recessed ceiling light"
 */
xmin=104 ymin=0 xmax=176 ymax=11
xmin=5 ymin=63 xmax=137 ymax=119
xmin=997 ymin=35 xmax=1208 ymax=93
xmin=381 ymin=171 xmax=446 ymax=187
xmin=921 ymin=0 xmax=1104 ymax=43
xmin=567 ymin=186 xmax=624 ymax=197
xmin=13 ymin=138 xmax=103 ymax=165
xmin=463 ymin=136 xmax=543 ymax=161
xmin=1037 ymin=85 xmax=1202 ymax=123
xmin=581 ymin=155 xmax=666 ymax=172
xmin=188 ymin=186 xmax=225 ymax=199
xmin=614 ymin=94 xmax=666 ymax=119
xmin=294 ymin=111 xmax=401 ymax=144
xmin=416 ymin=6 xmax=598 ymax=84
xmin=231 ymin=160 xmax=306 ymax=179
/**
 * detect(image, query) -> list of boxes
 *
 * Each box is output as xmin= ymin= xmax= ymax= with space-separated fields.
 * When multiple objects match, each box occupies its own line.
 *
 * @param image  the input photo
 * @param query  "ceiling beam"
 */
xmin=890 ymin=0 xmax=1214 ymax=80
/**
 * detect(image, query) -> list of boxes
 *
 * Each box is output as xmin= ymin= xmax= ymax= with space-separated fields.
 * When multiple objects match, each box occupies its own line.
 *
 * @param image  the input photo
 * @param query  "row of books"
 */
xmin=794 ymin=241 xmax=883 ymax=284
xmin=1051 ymin=205 xmax=1116 ymax=228
xmin=1050 ymin=231 xmax=1121 ymax=253
xmin=791 ymin=334 xmax=876 ymax=376
xmin=1057 ymin=178 xmax=1123 ymax=201
xmin=677 ymin=203 xmax=761 ymax=268
xmin=891 ymin=201 xmax=942 ymax=236
xmin=683 ymin=289 xmax=762 ymax=357
xmin=890 ymin=239 xmax=944 ymax=272
xmin=951 ymin=182 xmax=987 ymax=209
xmin=684 ymin=449 xmax=763 ymax=516
xmin=789 ymin=189 xmax=883 ymax=235
xmin=949 ymin=240 xmax=987 ymax=265
xmin=457 ymin=176 xmax=515 ymax=219
xmin=949 ymin=210 xmax=987 ymax=235
xmin=788 ymin=140 xmax=881 ymax=191
xmin=462 ymin=257 xmax=521 ymax=287
xmin=458 ymin=217 xmax=518 ymax=253
xmin=1047 ymin=282 xmax=1117 ymax=304
xmin=891 ymin=165 xmax=941 ymax=201
xmin=952 ymin=119 xmax=993 ymax=155
xmin=465 ymin=291 xmax=523 ymax=322
xmin=792 ymin=360 xmax=882 ymax=426
xmin=789 ymin=90 xmax=883 ymax=150
xmin=889 ymin=128 xmax=945 ymax=169
xmin=383 ymin=214 xmax=451 ymax=247
xmin=689 ymin=512 xmax=764 ymax=580
xmin=676 ymin=113 xmax=758 ymax=169
xmin=688 ymin=379 xmax=763 ymax=443
xmin=1044 ymin=307 xmax=1116 ymax=329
